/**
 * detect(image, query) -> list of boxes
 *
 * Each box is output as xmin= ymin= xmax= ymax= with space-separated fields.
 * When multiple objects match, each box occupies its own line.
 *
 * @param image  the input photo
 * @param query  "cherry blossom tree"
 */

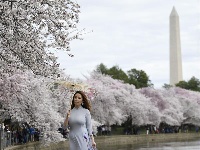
xmin=0 ymin=71 xmax=62 ymax=142
xmin=140 ymin=87 xmax=200 ymax=126
xmin=1 ymin=70 xmax=88 ymax=142
xmin=0 ymin=0 xmax=82 ymax=76
xmin=140 ymin=87 xmax=185 ymax=126
xmin=86 ymin=72 xmax=200 ymax=128
xmin=0 ymin=69 xmax=99 ymax=142
xmin=1 ymin=69 xmax=200 ymax=144
xmin=173 ymin=88 xmax=200 ymax=126
xmin=86 ymin=71 xmax=161 ymax=127
xmin=0 ymin=0 xmax=84 ymax=142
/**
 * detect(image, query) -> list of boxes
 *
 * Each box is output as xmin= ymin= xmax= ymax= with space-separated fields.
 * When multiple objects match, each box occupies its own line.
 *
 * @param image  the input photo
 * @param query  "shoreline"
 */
xmin=95 ymin=133 xmax=200 ymax=149
xmin=5 ymin=133 xmax=200 ymax=150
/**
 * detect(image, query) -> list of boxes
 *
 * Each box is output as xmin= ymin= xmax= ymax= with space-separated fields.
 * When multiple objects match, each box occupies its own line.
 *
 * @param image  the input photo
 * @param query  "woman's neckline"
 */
xmin=74 ymin=105 xmax=83 ymax=110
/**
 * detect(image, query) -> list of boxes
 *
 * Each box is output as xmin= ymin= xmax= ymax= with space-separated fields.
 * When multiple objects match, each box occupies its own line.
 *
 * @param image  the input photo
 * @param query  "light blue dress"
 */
xmin=68 ymin=106 xmax=93 ymax=150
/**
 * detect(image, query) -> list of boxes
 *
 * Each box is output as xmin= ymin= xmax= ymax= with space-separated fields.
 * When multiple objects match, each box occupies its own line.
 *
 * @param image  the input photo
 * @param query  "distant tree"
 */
xmin=127 ymin=69 xmax=153 ymax=88
xmin=162 ymin=83 xmax=173 ymax=89
xmin=176 ymin=76 xmax=200 ymax=92
xmin=107 ymin=65 xmax=129 ymax=83
xmin=95 ymin=64 xmax=153 ymax=88
xmin=187 ymin=77 xmax=200 ymax=91
xmin=95 ymin=63 xmax=108 ymax=74
xmin=95 ymin=64 xmax=128 ymax=83
xmin=176 ymin=81 xmax=189 ymax=89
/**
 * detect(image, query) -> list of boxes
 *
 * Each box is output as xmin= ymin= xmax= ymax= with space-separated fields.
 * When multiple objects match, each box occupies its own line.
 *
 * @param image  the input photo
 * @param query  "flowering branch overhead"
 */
xmin=0 ymin=0 xmax=81 ymax=76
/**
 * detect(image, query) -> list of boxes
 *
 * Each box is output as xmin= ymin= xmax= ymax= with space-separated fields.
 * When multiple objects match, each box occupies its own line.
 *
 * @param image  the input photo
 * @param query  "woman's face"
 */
xmin=73 ymin=93 xmax=83 ymax=108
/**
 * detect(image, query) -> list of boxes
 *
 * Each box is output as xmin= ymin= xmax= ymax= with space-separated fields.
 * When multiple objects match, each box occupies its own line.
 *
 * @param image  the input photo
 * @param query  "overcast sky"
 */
xmin=55 ymin=0 xmax=200 ymax=88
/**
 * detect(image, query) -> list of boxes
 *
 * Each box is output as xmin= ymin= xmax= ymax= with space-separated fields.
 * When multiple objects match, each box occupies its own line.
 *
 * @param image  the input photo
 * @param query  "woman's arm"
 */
xmin=63 ymin=110 xmax=70 ymax=128
xmin=86 ymin=110 xmax=96 ymax=147
xmin=90 ymin=134 xmax=96 ymax=147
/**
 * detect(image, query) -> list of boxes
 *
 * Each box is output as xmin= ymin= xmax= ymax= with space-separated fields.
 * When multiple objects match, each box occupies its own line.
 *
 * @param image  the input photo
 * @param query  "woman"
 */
xmin=64 ymin=91 xmax=96 ymax=150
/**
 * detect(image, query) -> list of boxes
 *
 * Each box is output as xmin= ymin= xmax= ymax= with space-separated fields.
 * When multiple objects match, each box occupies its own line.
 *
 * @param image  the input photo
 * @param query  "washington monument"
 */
xmin=169 ymin=7 xmax=183 ymax=85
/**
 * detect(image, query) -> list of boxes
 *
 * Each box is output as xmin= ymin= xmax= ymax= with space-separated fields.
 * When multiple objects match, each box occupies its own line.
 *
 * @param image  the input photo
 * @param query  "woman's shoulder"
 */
xmin=82 ymin=107 xmax=90 ymax=113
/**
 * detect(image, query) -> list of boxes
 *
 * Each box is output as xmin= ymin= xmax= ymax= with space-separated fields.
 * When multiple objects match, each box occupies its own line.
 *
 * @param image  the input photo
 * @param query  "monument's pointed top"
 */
xmin=170 ymin=6 xmax=179 ymax=17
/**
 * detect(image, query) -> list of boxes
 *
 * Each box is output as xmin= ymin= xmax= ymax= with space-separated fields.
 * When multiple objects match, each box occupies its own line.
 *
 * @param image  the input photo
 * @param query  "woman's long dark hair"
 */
xmin=71 ymin=91 xmax=91 ymax=111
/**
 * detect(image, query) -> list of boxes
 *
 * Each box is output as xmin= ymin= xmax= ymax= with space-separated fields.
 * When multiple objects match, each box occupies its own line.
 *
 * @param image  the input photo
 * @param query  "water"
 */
xmin=136 ymin=140 xmax=200 ymax=150
xmin=98 ymin=139 xmax=200 ymax=150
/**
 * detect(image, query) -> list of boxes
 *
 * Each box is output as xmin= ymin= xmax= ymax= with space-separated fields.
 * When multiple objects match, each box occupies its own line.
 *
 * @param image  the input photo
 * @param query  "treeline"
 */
xmin=95 ymin=63 xmax=200 ymax=92
xmin=163 ymin=77 xmax=200 ymax=92
xmin=95 ymin=63 xmax=153 ymax=89
xmin=175 ymin=77 xmax=200 ymax=92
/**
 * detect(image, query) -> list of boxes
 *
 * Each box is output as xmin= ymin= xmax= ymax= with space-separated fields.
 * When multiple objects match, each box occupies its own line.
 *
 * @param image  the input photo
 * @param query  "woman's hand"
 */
xmin=66 ymin=110 xmax=71 ymax=118
xmin=90 ymin=135 xmax=96 ymax=148
xmin=63 ymin=110 xmax=71 ymax=128
xmin=92 ymin=141 xmax=96 ymax=148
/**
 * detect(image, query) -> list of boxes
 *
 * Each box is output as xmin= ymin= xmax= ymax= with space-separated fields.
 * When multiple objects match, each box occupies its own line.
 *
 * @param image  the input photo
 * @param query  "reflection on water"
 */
xmin=98 ymin=139 xmax=200 ymax=150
